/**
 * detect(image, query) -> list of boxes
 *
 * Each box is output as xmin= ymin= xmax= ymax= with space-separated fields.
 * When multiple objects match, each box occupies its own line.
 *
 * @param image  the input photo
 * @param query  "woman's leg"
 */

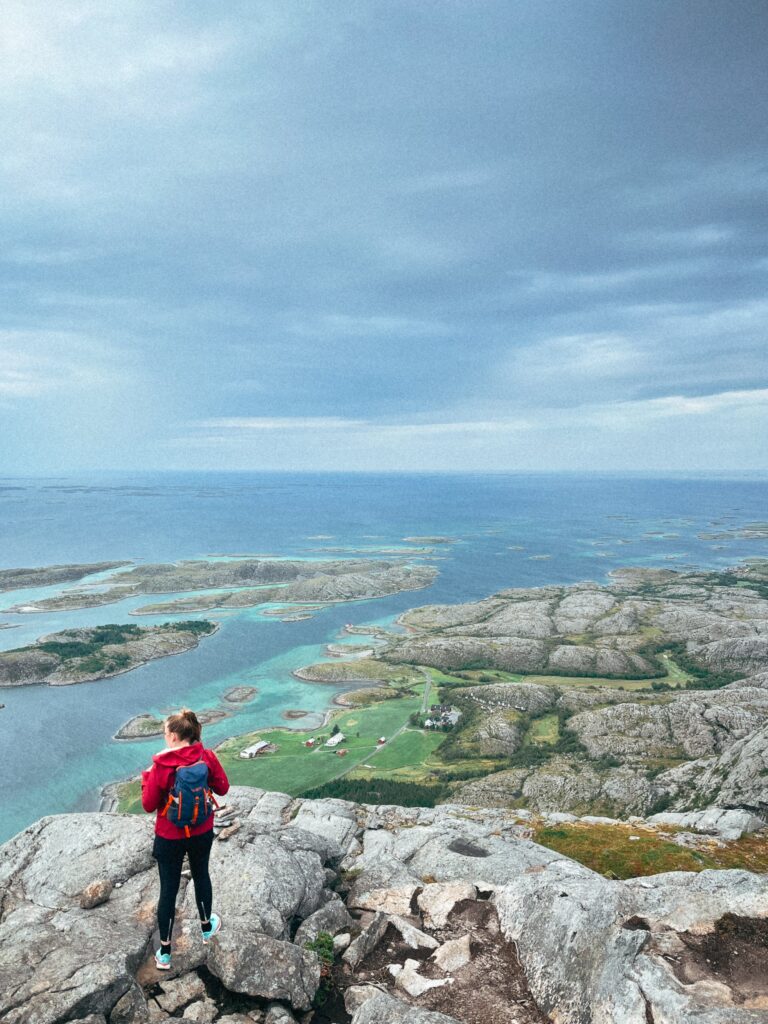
xmin=153 ymin=836 xmax=185 ymax=948
xmin=186 ymin=829 xmax=215 ymax=925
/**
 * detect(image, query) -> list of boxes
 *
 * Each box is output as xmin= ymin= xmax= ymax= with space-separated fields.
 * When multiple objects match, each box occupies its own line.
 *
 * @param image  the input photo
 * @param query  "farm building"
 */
xmin=325 ymin=732 xmax=345 ymax=747
xmin=239 ymin=740 xmax=269 ymax=759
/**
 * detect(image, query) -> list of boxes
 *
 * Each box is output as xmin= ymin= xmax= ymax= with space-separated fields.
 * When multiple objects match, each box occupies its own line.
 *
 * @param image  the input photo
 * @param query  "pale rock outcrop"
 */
xmin=495 ymin=859 xmax=768 ymax=1024
xmin=458 ymin=681 xmax=558 ymax=715
xmin=0 ymin=813 xmax=156 ymax=1024
xmin=568 ymin=698 xmax=766 ymax=761
xmin=343 ymin=911 xmax=438 ymax=969
xmin=207 ymin=932 xmax=319 ymax=1010
xmin=431 ymin=934 xmax=472 ymax=972
xmin=154 ymin=973 xmax=206 ymax=1012
xmin=264 ymin=1006 xmax=298 ymax=1024
xmin=349 ymin=990 xmax=461 ymax=1023
xmin=658 ymin=722 xmax=768 ymax=816
xmin=454 ymin=758 xmax=658 ymax=816
xmin=392 ymin=958 xmax=451 ymax=997
xmin=646 ymin=808 xmax=766 ymax=840
xmin=418 ymin=882 xmax=477 ymax=929
xmin=381 ymin=636 xmax=549 ymax=674
xmin=2 ymin=791 xmax=767 ymax=1024
xmin=467 ymin=707 xmax=525 ymax=755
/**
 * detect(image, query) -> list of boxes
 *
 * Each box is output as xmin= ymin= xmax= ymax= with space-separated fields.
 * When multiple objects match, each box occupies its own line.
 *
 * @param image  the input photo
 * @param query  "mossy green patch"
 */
xmin=116 ymin=779 xmax=143 ymax=814
xmin=525 ymin=713 xmax=559 ymax=746
xmin=337 ymin=686 xmax=398 ymax=707
xmin=533 ymin=822 xmax=768 ymax=878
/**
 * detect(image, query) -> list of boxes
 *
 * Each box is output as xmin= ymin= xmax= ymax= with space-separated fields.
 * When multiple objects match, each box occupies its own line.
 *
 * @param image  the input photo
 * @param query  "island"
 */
xmin=403 ymin=535 xmax=457 ymax=544
xmin=0 ymin=561 xmax=131 ymax=593
xmin=0 ymin=620 xmax=217 ymax=687
xmin=2 ymin=557 xmax=437 ymax=615
xmin=114 ymin=705 xmax=230 ymax=740
xmin=222 ymin=685 xmax=258 ymax=703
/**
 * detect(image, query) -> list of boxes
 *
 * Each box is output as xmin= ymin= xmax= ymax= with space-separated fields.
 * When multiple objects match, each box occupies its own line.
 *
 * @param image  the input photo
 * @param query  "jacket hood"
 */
xmin=152 ymin=741 xmax=205 ymax=768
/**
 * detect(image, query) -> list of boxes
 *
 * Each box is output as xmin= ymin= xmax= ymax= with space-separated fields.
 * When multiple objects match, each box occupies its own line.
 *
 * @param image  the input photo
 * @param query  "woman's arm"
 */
xmin=205 ymin=750 xmax=230 ymax=796
xmin=141 ymin=765 xmax=164 ymax=813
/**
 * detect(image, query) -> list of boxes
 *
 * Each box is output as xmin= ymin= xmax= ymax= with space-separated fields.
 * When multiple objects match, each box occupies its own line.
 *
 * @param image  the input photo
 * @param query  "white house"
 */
xmin=325 ymin=732 xmax=345 ymax=747
xmin=240 ymin=740 xmax=269 ymax=759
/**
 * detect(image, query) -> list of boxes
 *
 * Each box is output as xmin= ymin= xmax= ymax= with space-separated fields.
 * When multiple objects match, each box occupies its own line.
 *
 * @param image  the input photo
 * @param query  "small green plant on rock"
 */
xmin=305 ymin=930 xmax=335 ymax=1006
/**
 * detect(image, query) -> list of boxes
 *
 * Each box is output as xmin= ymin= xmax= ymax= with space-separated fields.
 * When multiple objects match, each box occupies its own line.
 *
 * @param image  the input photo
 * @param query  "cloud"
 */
xmin=601 ymin=388 xmax=768 ymax=422
xmin=287 ymin=313 xmax=450 ymax=339
xmin=0 ymin=3 xmax=766 ymax=472
xmin=0 ymin=3 xmax=235 ymax=89
xmin=197 ymin=416 xmax=366 ymax=431
xmin=515 ymin=259 xmax=714 ymax=295
xmin=0 ymin=331 xmax=135 ymax=400
xmin=2 ymin=247 xmax=102 ymax=266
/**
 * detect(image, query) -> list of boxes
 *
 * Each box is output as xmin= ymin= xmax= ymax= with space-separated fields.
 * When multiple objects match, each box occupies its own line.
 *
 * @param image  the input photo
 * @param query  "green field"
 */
xmin=349 ymin=728 xmax=446 ymax=781
xmin=114 ymin=652 xmax=696 ymax=815
xmin=429 ymin=656 xmax=693 ymax=692
xmin=525 ymin=713 xmax=559 ymax=745
xmin=216 ymin=692 xmax=425 ymax=796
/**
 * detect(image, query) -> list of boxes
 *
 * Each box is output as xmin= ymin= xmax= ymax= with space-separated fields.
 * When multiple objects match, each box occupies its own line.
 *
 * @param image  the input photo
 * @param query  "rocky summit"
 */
xmin=1 ymin=787 xmax=767 ymax=1024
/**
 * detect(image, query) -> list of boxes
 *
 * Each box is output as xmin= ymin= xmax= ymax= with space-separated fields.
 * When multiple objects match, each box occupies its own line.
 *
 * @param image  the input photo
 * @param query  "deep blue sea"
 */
xmin=1 ymin=471 xmax=766 ymax=843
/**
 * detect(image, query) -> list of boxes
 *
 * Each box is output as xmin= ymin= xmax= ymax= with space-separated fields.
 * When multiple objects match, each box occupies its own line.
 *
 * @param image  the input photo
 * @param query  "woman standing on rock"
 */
xmin=141 ymin=708 xmax=230 ymax=970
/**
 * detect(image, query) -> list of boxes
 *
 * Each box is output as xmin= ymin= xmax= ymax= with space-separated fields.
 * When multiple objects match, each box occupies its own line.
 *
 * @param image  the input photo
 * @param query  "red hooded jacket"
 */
xmin=141 ymin=741 xmax=230 ymax=839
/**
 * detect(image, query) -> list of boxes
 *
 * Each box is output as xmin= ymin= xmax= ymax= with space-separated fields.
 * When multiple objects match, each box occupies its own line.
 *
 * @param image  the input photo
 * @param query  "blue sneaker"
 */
xmin=201 ymin=912 xmax=221 ymax=943
xmin=155 ymin=947 xmax=172 ymax=970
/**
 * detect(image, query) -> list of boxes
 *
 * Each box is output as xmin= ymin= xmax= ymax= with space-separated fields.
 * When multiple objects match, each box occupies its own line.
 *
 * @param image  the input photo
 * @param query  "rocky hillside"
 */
xmin=383 ymin=565 xmax=768 ymax=678
xmin=310 ymin=566 xmax=768 ymax=819
xmin=2 ymin=788 xmax=767 ymax=1024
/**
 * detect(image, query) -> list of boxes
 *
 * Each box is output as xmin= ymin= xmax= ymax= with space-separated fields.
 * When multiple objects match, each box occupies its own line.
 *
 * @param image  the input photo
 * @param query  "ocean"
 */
xmin=0 ymin=471 xmax=766 ymax=843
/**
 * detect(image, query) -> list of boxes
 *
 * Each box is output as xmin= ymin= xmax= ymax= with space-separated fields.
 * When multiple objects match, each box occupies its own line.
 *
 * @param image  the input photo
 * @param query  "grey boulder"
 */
xmin=350 ymin=990 xmax=461 ymax=1024
xmin=207 ymin=932 xmax=319 ymax=1010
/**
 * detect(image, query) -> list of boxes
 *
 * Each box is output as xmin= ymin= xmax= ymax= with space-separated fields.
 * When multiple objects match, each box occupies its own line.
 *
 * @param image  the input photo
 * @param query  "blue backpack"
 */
xmin=161 ymin=761 xmax=216 ymax=837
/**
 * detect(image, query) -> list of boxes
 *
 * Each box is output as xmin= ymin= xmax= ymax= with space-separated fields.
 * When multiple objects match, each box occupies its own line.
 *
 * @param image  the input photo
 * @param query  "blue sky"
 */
xmin=1 ymin=0 xmax=766 ymax=473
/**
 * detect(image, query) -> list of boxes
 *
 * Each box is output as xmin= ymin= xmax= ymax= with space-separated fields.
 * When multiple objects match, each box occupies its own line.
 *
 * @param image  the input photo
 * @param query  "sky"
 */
xmin=0 ymin=0 xmax=766 ymax=474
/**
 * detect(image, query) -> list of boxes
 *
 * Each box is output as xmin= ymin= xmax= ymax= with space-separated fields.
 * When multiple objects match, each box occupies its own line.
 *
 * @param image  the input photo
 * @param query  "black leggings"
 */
xmin=152 ymin=830 xmax=214 ymax=945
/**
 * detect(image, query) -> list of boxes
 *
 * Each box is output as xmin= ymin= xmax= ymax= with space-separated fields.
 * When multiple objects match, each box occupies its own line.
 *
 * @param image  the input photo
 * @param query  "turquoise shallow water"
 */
xmin=0 ymin=471 xmax=766 ymax=842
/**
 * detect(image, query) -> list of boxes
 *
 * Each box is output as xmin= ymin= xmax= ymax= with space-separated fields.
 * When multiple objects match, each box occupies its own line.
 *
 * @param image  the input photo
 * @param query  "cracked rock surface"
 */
xmin=1 ymin=789 xmax=767 ymax=1024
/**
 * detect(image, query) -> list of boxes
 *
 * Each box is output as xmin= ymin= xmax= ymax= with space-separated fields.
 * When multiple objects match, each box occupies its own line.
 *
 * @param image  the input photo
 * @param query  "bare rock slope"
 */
xmin=2 ymin=789 xmax=767 ymax=1024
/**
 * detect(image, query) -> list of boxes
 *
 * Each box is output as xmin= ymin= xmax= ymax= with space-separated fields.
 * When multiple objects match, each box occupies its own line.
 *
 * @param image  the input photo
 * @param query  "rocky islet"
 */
xmin=0 ymin=621 xmax=218 ymax=687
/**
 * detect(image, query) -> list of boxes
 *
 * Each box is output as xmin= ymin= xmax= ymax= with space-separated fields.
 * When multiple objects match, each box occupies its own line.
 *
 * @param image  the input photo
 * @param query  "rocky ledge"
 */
xmin=1 ymin=788 xmax=766 ymax=1024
